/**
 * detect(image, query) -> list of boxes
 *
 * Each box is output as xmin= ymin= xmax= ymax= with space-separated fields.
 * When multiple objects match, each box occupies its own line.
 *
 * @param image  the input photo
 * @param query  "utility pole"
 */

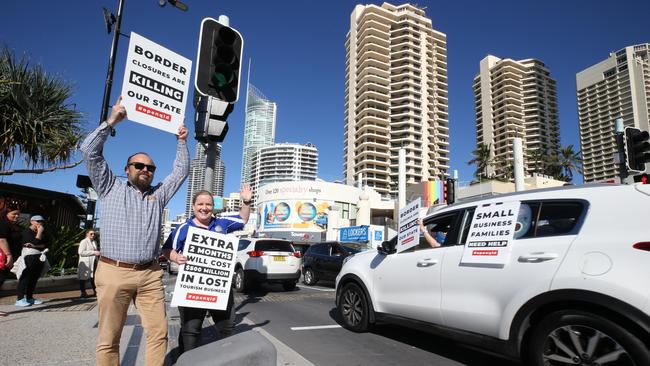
xmin=99 ymin=0 xmax=125 ymax=135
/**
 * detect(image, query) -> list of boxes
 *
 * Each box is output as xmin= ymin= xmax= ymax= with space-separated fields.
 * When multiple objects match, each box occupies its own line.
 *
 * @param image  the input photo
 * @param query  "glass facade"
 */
xmin=241 ymin=83 xmax=277 ymax=184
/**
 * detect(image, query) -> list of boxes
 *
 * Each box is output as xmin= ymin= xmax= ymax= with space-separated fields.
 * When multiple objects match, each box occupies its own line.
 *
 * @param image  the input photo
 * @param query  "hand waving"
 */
xmin=240 ymin=184 xmax=252 ymax=202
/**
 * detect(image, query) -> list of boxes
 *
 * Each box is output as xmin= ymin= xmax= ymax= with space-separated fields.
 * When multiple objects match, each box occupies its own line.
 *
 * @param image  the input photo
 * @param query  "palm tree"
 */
xmin=467 ymin=143 xmax=493 ymax=181
xmin=494 ymin=155 xmax=514 ymax=181
xmin=557 ymin=145 xmax=583 ymax=182
xmin=0 ymin=47 xmax=83 ymax=175
xmin=542 ymin=153 xmax=564 ymax=181
xmin=529 ymin=148 xmax=547 ymax=175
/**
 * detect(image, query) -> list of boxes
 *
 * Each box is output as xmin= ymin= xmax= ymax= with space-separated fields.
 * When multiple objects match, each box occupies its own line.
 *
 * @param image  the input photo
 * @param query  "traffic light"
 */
xmin=195 ymin=96 xmax=233 ymax=143
xmin=624 ymin=127 xmax=650 ymax=173
xmin=445 ymin=178 xmax=455 ymax=205
xmin=195 ymin=18 xmax=243 ymax=103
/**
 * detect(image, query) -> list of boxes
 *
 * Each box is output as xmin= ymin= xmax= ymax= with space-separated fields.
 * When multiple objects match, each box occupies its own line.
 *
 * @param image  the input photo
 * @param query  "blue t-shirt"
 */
xmin=162 ymin=214 xmax=244 ymax=253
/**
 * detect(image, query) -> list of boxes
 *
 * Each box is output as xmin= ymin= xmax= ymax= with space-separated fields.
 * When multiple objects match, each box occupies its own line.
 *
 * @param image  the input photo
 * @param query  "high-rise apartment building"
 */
xmin=473 ymin=55 xmax=560 ymax=178
xmin=241 ymin=82 xmax=277 ymax=184
xmin=577 ymin=44 xmax=650 ymax=182
xmin=344 ymin=3 xmax=449 ymax=197
xmin=224 ymin=192 xmax=242 ymax=213
xmin=185 ymin=143 xmax=225 ymax=218
xmin=250 ymin=143 xmax=318 ymax=200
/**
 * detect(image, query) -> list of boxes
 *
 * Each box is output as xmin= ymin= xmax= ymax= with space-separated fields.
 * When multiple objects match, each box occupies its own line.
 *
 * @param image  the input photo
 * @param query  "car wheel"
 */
xmin=303 ymin=269 xmax=317 ymax=286
xmin=338 ymin=282 xmax=372 ymax=332
xmin=527 ymin=310 xmax=650 ymax=366
xmin=234 ymin=268 xmax=247 ymax=293
xmin=282 ymin=281 xmax=297 ymax=291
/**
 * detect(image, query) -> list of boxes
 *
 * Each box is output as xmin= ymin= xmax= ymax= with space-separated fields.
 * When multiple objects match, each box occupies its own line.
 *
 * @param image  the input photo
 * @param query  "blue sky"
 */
xmin=2 ymin=0 xmax=648 ymax=218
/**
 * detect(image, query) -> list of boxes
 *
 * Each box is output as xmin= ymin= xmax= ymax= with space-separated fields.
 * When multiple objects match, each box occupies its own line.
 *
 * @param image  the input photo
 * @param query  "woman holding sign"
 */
xmin=162 ymin=185 xmax=251 ymax=355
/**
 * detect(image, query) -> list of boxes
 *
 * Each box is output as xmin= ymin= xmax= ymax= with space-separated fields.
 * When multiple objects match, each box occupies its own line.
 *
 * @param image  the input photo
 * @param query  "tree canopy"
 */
xmin=0 ymin=47 xmax=84 ymax=175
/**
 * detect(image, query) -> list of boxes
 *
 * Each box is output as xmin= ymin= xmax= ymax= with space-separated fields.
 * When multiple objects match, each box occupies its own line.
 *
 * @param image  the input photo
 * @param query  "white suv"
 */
xmin=234 ymin=238 xmax=302 ymax=292
xmin=336 ymin=183 xmax=650 ymax=365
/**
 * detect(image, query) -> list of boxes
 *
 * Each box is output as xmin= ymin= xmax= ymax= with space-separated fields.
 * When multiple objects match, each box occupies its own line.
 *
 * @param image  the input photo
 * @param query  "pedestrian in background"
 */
xmin=15 ymin=215 xmax=50 ymax=307
xmin=0 ymin=202 xmax=21 ymax=316
xmin=80 ymin=96 xmax=189 ymax=366
xmin=78 ymin=229 xmax=99 ymax=298
xmin=162 ymin=185 xmax=252 ymax=355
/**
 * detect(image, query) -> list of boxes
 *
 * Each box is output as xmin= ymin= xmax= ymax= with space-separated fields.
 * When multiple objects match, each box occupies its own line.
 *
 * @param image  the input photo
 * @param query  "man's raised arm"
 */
xmin=79 ymin=96 xmax=126 ymax=198
xmin=159 ymin=124 xmax=190 ymax=205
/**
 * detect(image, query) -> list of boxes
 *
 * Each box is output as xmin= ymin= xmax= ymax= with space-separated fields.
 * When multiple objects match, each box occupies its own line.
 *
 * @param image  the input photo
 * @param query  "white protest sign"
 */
xmin=171 ymin=226 xmax=237 ymax=310
xmin=397 ymin=198 xmax=421 ymax=253
xmin=120 ymin=32 xmax=191 ymax=134
xmin=460 ymin=201 xmax=520 ymax=266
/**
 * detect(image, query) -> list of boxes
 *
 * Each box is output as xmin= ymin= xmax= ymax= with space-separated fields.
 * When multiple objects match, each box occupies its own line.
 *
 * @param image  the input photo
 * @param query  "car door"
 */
xmin=316 ymin=243 xmax=336 ymax=280
xmin=440 ymin=200 xmax=586 ymax=338
xmin=309 ymin=244 xmax=328 ymax=277
xmin=372 ymin=212 xmax=460 ymax=324
xmin=325 ymin=243 xmax=347 ymax=281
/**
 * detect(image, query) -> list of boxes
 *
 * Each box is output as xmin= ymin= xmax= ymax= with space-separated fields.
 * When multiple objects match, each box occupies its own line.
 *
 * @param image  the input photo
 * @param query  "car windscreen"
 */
xmin=340 ymin=244 xmax=362 ymax=254
xmin=255 ymin=240 xmax=294 ymax=252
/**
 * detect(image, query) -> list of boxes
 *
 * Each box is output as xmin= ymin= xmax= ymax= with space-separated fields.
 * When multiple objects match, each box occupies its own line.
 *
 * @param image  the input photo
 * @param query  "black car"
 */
xmin=301 ymin=241 xmax=363 ymax=285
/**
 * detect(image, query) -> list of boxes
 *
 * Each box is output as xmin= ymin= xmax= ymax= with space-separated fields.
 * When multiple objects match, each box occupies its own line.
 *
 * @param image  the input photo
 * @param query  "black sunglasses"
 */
xmin=128 ymin=162 xmax=156 ymax=173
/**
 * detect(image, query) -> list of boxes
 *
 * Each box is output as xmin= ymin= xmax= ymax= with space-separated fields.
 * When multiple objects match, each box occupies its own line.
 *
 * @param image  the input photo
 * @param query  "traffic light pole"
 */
xmin=615 ymin=119 xmax=629 ymax=183
xmin=203 ymin=141 xmax=217 ymax=191
xmin=616 ymin=132 xmax=629 ymax=182
xmin=203 ymin=15 xmax=230 ymax=192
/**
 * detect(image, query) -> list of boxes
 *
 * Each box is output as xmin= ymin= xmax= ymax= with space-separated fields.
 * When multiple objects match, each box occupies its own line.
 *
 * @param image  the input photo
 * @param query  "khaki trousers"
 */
xmin=95 ymin=260 xmax=167 ymax=366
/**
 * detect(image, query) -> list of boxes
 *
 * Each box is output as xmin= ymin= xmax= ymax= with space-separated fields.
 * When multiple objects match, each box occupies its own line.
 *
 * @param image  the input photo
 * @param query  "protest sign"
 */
xmin=460 ymin=201 xmax=520 ymax=266
xmin=397 ymin=198 xmax=421 ymax=253
xmin=120 ymin=32 xmax=191 ymax=134
xmin=171 ymin=226 xmax=237 ymax=310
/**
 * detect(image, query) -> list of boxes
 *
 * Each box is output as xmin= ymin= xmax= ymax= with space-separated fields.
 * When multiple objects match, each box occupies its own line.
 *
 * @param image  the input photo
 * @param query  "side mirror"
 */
xmin=377 ymin=241 xmax=389 ymax=255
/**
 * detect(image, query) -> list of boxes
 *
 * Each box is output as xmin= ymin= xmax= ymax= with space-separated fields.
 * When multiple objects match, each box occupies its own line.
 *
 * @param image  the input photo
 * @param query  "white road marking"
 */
xmin=242 ymin=316 xmax=317 ymax=365
xmin=290 ymin=325 xmax=342 ymax=331
xmin=297 ymin=284 xmax=335 ymax=292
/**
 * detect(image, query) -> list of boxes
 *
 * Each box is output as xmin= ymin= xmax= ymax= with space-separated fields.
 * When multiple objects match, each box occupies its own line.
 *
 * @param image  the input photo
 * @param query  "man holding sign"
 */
xmin=80 ymin=96 xmax=189 ymax=366
xmin=162 ymin=186 xmax=251 ymax=356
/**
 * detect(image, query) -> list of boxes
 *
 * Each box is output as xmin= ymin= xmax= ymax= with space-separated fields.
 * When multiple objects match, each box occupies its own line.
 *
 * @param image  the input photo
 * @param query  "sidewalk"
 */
xmin=0 ymin=274 xmax=313 ymax=366
xmin=0 ymin=274 xmax=79 ymax=298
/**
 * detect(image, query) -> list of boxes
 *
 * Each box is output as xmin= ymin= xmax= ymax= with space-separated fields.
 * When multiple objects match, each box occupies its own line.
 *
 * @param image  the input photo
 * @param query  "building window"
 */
xmin=336 ymin=202 xmax=350 ymax=219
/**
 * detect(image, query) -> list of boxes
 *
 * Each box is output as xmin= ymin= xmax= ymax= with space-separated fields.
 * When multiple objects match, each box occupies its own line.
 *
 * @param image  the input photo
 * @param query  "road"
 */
xmin=0 ymin=273 xmax=521 ymax=365
xmin=233 ymin=279 xmax=521 ymax=366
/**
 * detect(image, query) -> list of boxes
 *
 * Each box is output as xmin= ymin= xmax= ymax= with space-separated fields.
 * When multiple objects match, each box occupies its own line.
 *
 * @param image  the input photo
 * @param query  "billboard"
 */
xmin=262 ymin=200 xmax=331 ymax=231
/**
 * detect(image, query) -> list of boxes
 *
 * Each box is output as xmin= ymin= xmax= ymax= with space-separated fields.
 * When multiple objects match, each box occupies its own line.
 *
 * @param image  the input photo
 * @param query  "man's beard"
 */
xmin=130 ymin=175 xmax=152 ymax=191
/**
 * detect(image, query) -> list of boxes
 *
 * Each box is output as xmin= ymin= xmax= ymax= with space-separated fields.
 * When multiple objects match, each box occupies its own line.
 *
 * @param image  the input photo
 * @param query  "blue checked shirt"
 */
xmin=80 ymin=122 xmax=189 ymax=264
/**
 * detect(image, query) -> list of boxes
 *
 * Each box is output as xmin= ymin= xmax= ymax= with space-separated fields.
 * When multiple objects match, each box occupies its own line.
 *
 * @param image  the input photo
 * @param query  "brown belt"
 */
xmin=99 ymin=256 xmax=154 ymax=270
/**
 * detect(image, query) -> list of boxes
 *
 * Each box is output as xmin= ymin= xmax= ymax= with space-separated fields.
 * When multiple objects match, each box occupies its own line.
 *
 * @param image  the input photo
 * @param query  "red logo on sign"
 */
xmin=186 ymin=293 xmax=218 ymax=303
xmin=402 ymin=236 xmax=414 ymax=244
xmin=136 ymin=103 xmax=171 ymax=121
xmin=472 ymin=249 xmax=498 ymax=256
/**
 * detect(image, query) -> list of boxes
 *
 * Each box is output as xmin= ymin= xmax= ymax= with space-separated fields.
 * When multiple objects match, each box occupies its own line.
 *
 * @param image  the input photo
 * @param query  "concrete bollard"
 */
xmin=175 ymin=330 xmax=276 ymax=366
